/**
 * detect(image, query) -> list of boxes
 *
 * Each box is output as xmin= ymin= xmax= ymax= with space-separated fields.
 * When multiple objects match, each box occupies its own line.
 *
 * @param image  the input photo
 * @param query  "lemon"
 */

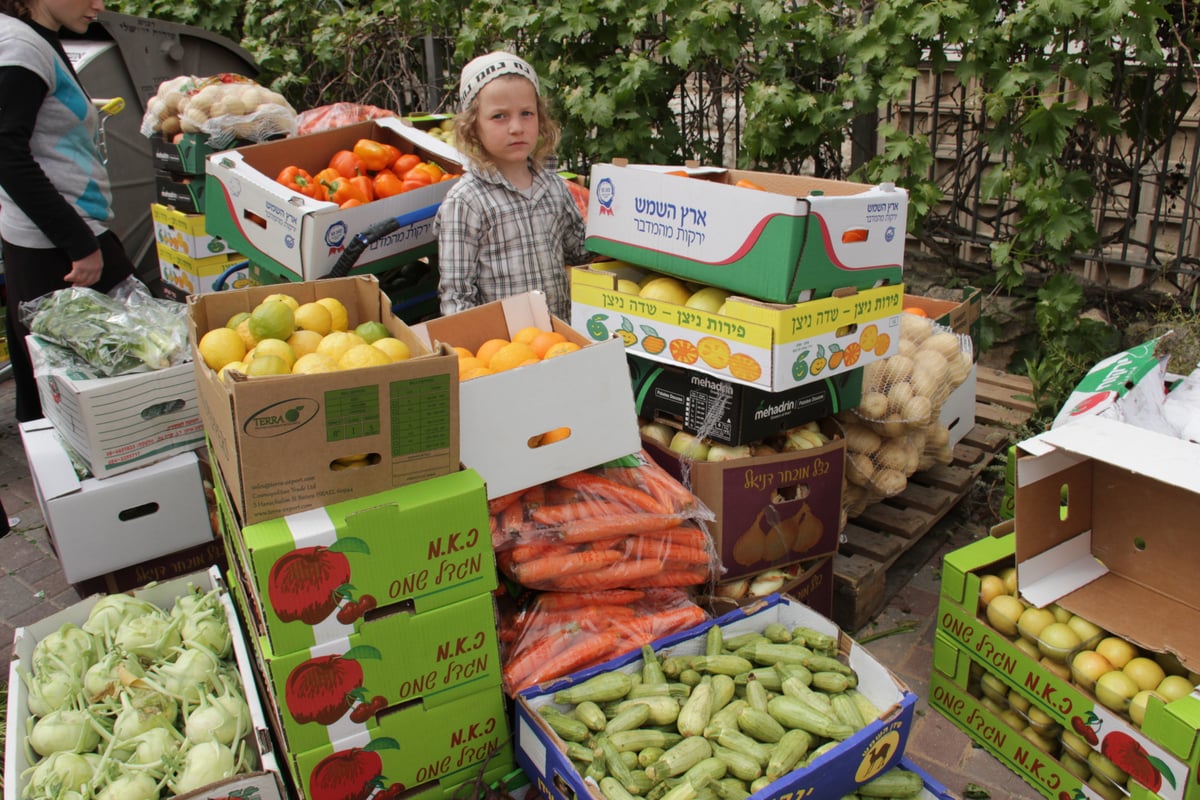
xmin=198 ymin=327 xmax=247 ymax=370
xmin=225 ymin=311 xmax=250 ymax=330
xmin=244 ymin=354 xmax=291 ymax=377
xmin=316 ymin=331 xmax=365 ymax=363
xmin=253 ymin=338 xmax=296 ymax=370
xmin=294 ymin=302 xmax=333 ymax=335
xmin=261 ymin=292 xmax=300 ymax=312
xmin=354 ymin=320 xmax=389 ymax=345
xmin=292 ymin=352 xmax=339 ymax=374
xmin=315 ymin=297 xmax=350 ymax=331
xmin=235 ymin=318 xmax=259 ymax=350
xmin=338 ymin=343 xmax=392 ymax=370
xmin=217 ymin=362 xmax=245 ymax=383
xmin=287 ymin=329 xmax=324 ymax=359
xmin=249 ymin=300 xmax=295 ymax=342
xmin=372 ymin=337 xmax=411 ymax=362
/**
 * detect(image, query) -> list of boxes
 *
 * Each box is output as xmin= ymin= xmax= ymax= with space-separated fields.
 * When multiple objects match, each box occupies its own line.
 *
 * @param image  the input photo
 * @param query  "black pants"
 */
xmin=3 ymin=231 xmax=135 ymax=422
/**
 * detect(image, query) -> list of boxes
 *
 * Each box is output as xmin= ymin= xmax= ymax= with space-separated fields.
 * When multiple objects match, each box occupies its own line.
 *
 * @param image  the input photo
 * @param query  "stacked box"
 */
xmin=517 ymin=595 xmax=918 ymax=800
xmin=204 ymin=118 xmax=463 ymax=282
xmin=152 ymin=132 xmax=237 ymax=214
xmin=936 ymin=529 xmax=1198 ymax=799
xmin=5 ymin=567 xmax=287 ymax=800
xmin=189 ymin=275 xmax=460 ymax=525
xmin=213 ymin=450 xmax=514 ymax=800
xmin=411 ymin=291 xmax=641 ymax=499
xmin=153 ymin=202 xmax=253 ymax=299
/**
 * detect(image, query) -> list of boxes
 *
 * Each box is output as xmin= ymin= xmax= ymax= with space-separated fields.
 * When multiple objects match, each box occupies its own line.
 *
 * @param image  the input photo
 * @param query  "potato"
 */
xmin=879 ymin=354 xmax=915 ymax=387
xmin=948 ymin=349 xmax=973 ymax=385
xmin=880 ymin=413 xmax=909 ymax=438
xmin=887 ymin=380 xmax=915 ymax=413
xmin=925 ymin=422 xmax=950 ymax=449
xmin=924 ymin=331 xmax=963 ymax=360
xmin=901 ymin=394 xmax=933 ymax=426
xmin=897 ymin=338 xmax=918 ymax=359
xmin=857 ymin=391 xmax=889 ymax=420
xmin=159 ymin=116 xmax=182 ymax=137
xmin=900 ymin=313 xmax=933 ymax=344
xmin=846 ymin=452 xmax=875 ymax=487
xmin=872 ymin=468 xmax=908 ymax=497
xmin=844 ymin=424 xmax=882 ymax=454
xmin=876 ymin=439 xmax=911 ymax=472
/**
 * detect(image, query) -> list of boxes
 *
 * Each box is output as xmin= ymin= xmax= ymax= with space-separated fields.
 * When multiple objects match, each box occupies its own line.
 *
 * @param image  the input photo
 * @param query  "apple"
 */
xmin=1095 ymin=669 xmax=1139 ymax=713
xmin=1156 ymin=674 xmax=1194 ymax=702
xmin=1086 ymin=774 xmax=1125 ymax=800
xmin=1123 ymin=656 xmax=1166 ymax=691
xmin=999 ymin=708 xmax=1028 ymax=731
xmin=1020 ymin=725 xmax=1056 ymax=754
xmin=617 ymin=279 xmax=642 ymax=294
xmin=1095 ymin=636 xmax=1137 ymax=670
xmin=1013 ymin=637 xmax=1041 ymax=661
xmin=1066 ymin=614 xmax=1105 ymax=648
xmin=1129 ymin=689 xmax=1159 ymax=726
xmin=1039 ymin=655 xmax=1072 ymax=681
xmin=1006 ymin=689 xmax=1031 ymax=714
xmin=1062 ymin=728 xmax=1096 ymax=760
xmin=998 ymin=566 xmax=1018 ymax=594
xmin=1026 ymin=705 xmax=1061 ymax=738
xmin=1037 ymin=621 xmax=1083 ymax=662
xmin=639 ymin=276 xmax=692 ymax=305
xmin=986 ymin=594 xmax=1025 ymax=637
xmin=1048 ymin=603 xmax=1072 ymax=624
xmin=1070 ymin=650 xmax=1114 ymax=691
xmin=668 ymin=431 xmax=710 ymax=460
xmin=979 ymin=672 xmax=1009 ymax=704
xmin=978 ymin=574 xmax=1007 ymax=611
xmin=1016 ymin=607 xmax=1056 ymax=644
xmin=1060 ymin=750 xmax=1092 ymax=781
xmin=1087 ymin=748 xmax=1129 ymax=785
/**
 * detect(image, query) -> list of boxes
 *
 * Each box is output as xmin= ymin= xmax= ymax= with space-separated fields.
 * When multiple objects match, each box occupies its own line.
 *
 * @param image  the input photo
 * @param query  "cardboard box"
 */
xmin=190 ymin=276 xmax=460 ymax=525
xmin=893 ymin=757 xmax=959 ymax=800
xmin=643 ymin=426 xmax=844 ymax=581
xmin=250 ymin=591 xmax=502 ymax=755
xmin=939 ymin=363 xmax=977 ymax=448
xmin=629 ymin=353 xmax=864 ymax=446
xmin=155 ymin=170 xmax=205 ymax=214
xmin=19 ymin=419 xmax=213 ymax=583
xmin=4 ymin=567 xmax=286 ymax=800
xmin=939 ymin=529 xmax=1196 ymax=799
xmin=74 ymin=537 xmax=226 ymax=595
xmin=903 ymin=288 xmax=982 ymax=356
xmin=930 ymin=632 xmax=1096 ymax=800
xmin=152 ymin=202 xmax=236 ymax=257
xmin=585 ymin=162 xmax=907 ymax=303
xmin=289 ymin=685 xmax=514 ymax=800
xmin=151 ymin=131 xmax=239 ymax=175
xmin=27 ymin=335 xmax=205 ymax=478
xmin=571 ymin=264 xmax=903 ymax=392
xmin=204 ymin=118 xmax=461 ymax=282
xmin=1015 ymin=416 xmax=1200 ymax=673
xmin=159 ymin=246 xmax=250 ymax=298
xmin=703 ymin=555 xmax=835 ymax=619
xmin=215 ymin=461 xmax=497 ymax=656
xmin=517 ymin=595 xmax=917 ymax=800
xmin=412 ymin=291 xmax=641 ymax=499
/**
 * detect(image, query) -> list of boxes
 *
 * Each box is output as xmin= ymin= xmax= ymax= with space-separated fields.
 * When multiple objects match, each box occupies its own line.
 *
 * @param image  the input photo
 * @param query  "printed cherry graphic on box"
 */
xmin=284 ymin=646 xmax=383 ymax=726
xmin=1101 ymin=730 xmax=1174 ymax=793
xmin=267 ymin=537 xmax=373 ymax=625
xmin=308 ymin=738 xmax=400 ymax=800
xmin=1069 ymin=712 xmax=1100 ymax=746
xmin=1057 ymin=791 xmax=1085 ymax=800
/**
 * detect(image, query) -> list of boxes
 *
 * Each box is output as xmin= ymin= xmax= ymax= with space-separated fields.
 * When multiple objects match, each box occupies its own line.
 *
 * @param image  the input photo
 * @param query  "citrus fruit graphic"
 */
xmin=727 ymin=353 xmax=762 ymax=383
xmin=697 ymin=337 xmax=732 ymax=370
xmin=669 ymin=339 xmax=699 ymax=365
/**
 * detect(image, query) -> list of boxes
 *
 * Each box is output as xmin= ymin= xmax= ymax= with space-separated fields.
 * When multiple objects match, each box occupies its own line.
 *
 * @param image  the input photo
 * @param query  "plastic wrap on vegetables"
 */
xmin=489 ymin=451 xmax=718 ymax=593
xmin=498 ymin=587 xmax=708 ymax=694
xmin=839 ymin=311 xmax=974 ymax=516
xmin=141 ymin=73 xmax=296 ymax=147
xmin=22 ymin=280 xmax=190 ymax=376
xmin=295 ymin=102 xmax=399 ymax=135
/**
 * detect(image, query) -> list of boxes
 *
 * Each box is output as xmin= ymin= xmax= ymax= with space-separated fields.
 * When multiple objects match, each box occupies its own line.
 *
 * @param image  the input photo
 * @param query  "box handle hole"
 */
xmin=243 ymin=209 xmax=267 ymax=229
xmin=118 ymin=502 xmax=160 ymax=521
xmin=140 ymin=398 xmax=186 ymax=420
xmin=329 ymin=452 xmax=381 ymax=472
xmin=528 ymin=427 xmax=572 ymax=449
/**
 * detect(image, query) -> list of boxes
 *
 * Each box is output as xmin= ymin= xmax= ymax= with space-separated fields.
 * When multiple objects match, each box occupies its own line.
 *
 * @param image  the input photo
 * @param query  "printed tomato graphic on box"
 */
xmin=267 ymin=537 xmax=372 ymax=625
xmin=308 ymin=739 xmax=401 ymax=800
xmin=284 ymin=646 xmax=384 ymax=726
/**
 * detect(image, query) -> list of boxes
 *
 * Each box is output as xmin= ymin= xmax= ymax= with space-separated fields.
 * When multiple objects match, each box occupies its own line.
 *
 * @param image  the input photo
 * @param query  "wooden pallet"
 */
xmin=832 ymin=369 xmax=1035 ymax=633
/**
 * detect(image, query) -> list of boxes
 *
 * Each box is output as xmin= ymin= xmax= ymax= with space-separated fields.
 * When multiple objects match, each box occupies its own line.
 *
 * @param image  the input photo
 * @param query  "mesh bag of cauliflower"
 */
xmin=141 ymin=74 xmax=297 ymax=147
xmin=839 ymin=311 xmax=974 ymax=516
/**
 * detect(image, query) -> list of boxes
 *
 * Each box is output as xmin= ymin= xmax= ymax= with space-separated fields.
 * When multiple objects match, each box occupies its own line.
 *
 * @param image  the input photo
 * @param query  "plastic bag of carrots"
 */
xmin=489 ymin=451 xmax=717 ymax=593
xmin=499 ymin=587 xmax=708 ymax=695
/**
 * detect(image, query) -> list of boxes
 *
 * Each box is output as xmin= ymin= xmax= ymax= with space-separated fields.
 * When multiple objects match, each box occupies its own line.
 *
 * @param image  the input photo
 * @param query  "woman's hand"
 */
xmin=64 ymin=249 xmax=103 ymax=287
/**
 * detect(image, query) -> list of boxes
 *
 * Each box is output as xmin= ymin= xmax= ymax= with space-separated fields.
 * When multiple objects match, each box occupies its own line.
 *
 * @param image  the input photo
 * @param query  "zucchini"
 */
xmin=762 ymin=622 xmax=792 ymax=643
xmin=705 ymin=624 xmax=725 ymax=657
xmin=577 ymin=700 xmax=609 ymax=731
xmin=566 ymin=741 xmax=595 ymax=763
xmin=682 ymin=756 xmax=729 ymax=789
xmin=690 ymin=655 xmax=753 ymax=676
xmin=599 ymin=734 xmax=643 ymax=796
xmin=802 ymin=654 xmax=853 ymax=676
xmin=856 ymin=767 xmax=924 ymax=798
xmin=738 ymin=642 xmax=815 ymax=666
xmin=766 ymin=695 xmax=854 ymax=741
xmin=615 ymin=696 xmax=681 ymax=727
xmin=703 ymin=698 xmax=748 ymax=739
xmin=646 ymin=736 xmax=713 ymax=782
xmin=714 ymin=728 xmax=772 ymax=766
xmin=735 ymin=667 xmax=782 ymax=693
xmin=712 ymin=777 xmax=751 ymax=800
xmin=811 ymin=671 xmax=852 ymax=694
xmin=743 ymin=676 xmax=770 ymax=713
xmin=736 ymin=706 xmax=786 ymax=743
xmin=847 ymin=689 xmax=882 ymax=725
xmin=791 ymin=626 xmax=837 ymax=652
xmin=638 ymin=747 xmax=666 ymax=769
xmin=765 ymin=728 xmax=813 ymax=780
xmin=722 ymin=632 xmax=769 ymax=651
xmin=710 ymin=743 xmax=762 ymax=782
xmin=555 ymin=672 xmax=635 ymax=705
xmin=710 ymin=674 xmax=736 ymax=714
xmin=610 ymin=729 xmax=684 ymax=752
xmin=601 ymin=776 xmax=641 ymax=800
xmin=830 ymin=693 xmax=866 ymax=731
xmin=539 ymin=707 xmax=590 ymax=742
xmin=606 ymin=702 xmax=653 ymax=735
xmin=677 ymin=678 xmax=715 ymax=737
xmin=643 ymin=645 xmax=668 ymax=685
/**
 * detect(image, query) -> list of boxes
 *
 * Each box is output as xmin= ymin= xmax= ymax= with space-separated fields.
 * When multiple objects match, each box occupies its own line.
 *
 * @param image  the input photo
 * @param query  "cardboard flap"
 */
xmin=19 ymin=420 xmax=83 ymax=500
xmin=1016 ymin=529 xmax=1107 ymax=609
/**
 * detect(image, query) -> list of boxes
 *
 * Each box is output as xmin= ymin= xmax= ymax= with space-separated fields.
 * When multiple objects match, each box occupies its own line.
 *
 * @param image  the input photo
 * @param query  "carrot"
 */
xmin=511 ymin=549 xmax=623 ymax=586
xmin=531 ymin=500 xmax=634 ymax=526
xmin=516 ymin=629 xmax=628 ymax=690
xmin=543 ymin=559 xmax=663 ymax=591
xmin=509 ymin=541 xmax=574 ymax=563
xmin=488 ymin=490 xmax=524 ymax=516
xmin=535 ymin=589 xmax=647 ymax=611
xmin=558 ymin=514 xmax=683 ymax=544
xmin=627 ymin=568 xmax=711 ymax=588
xmin=614 ymin=604 xmax=707 ymax=641
xmin=643 ymin=525 xmax=709 ymax=548
xmin=542 ymin=485 xmax=581 ymax=505
xmin=635 ymin=452 xmax=700 ymax=512
xmin=557 ymin=472 xmax=670 ymax=515
xmin=498 ymin=501 xmax=526 ymax=535
xmin=522 ymin=606 xmax=638 ymax=633
xmin=623 ymin=538 xmax=711 ymax=565
xmin=521 ymin=485 xmax=547 ymax=508
xmin=502 ymin=624 xmax=579 ymax=692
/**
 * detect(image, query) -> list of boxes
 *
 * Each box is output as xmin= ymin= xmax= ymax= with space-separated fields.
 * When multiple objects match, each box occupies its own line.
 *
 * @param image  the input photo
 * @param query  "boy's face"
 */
xmin=475 ymin=76 xmax=540 ymax=172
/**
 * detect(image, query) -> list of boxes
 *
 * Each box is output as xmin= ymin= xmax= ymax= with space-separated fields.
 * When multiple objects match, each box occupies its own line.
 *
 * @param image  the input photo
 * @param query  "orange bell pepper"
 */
xmin=321 ymin=174 xmax=371 ymax=206
xmin=392 ymin=153 xmax=421 ymax=177
xmin=380 ymin=143 xmax=401 ymax=169
xmin=350 ymin=174 xmax=375 ymax=203
xmin=353 ymin=139 xmax=391 ymax=172
xmin=339 ymin=198 xmax=364 ymax=209
xmin=277 ymin=165 xmax=316 ymax=196
xmin=329 ymin=149 xmax=364 ymax=179
xmin=400 ymin=165 xmax=433 ymax=187
xmin=373 ymin=170 xmax=406 ymax=198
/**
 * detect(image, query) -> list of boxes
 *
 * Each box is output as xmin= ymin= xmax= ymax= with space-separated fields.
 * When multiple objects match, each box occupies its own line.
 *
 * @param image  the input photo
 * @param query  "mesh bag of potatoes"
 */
xmin=838 ymin=311 xmax=974 ymax=517
xmin=140 ymin=73 xmax=297 ymax=148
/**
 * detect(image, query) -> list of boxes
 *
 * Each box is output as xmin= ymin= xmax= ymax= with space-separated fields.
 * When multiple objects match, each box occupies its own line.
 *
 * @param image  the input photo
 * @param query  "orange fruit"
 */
xmin=529 ymin=330 xmax=568 ymax=359
xmin=518 ymin=358 xmax=541 ymax=367
xmin=697 ymin=337 xmax=732 ymax=369
xmin=540 ymin=427 xmax=571 ymax=445
xmin=669 ymin=339 xmax=699 ymax=364
xmin=461 ymin=366 xmax=496 ymax=380
xmin=904 ymin=307 xmax=929 ymax=317
xmin=453 ymin=345 xmax=475 ymax=360
xmin=489 ymin=342 xmax=538 ymax=372
xmin=512 ymin=326 xmax=544 ymax=345
xmin=457 ymin=357 xmax=485 ymax=374
xmin=859 ymin=324 xmax=879 ymax=353
xmin=873 ymin=332 xmax=892 ymax=357
xmin=474 ymin=338 xmax=510 ymax=367
xmin=727 ymin=353 xmax=763 ymax=383
xmin=544 ymin=341 xmax=582 ymax=358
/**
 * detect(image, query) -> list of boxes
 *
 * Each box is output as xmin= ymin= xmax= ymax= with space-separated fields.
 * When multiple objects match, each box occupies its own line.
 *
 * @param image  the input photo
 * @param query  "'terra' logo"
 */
xmin=325 ymin=220 xmax=349 ymax=249
xmin=595 ymin=177 xmax=616 ymax=216
xmin=244 ymin=398 xmax=320 ymax=438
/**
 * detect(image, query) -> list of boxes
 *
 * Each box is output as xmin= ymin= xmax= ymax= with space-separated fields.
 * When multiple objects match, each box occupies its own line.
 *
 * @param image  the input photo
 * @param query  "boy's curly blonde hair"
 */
xmin=453 ymin=85 xmax=562 ymax=173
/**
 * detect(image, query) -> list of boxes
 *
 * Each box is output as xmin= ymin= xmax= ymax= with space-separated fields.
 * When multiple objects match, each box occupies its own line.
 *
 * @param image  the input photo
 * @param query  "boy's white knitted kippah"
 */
xmin=459 ymin=51 xmax=540 ymax=108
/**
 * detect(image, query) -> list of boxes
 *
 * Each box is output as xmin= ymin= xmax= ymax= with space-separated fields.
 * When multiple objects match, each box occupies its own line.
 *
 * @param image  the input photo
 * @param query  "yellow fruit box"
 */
xmin=571 ymin=263 xmax=903 ymax=392
xmin=189 ymin=275 xmax=460 ymax=526
xmin=151 ymin=202 xmax=237 ymax=258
